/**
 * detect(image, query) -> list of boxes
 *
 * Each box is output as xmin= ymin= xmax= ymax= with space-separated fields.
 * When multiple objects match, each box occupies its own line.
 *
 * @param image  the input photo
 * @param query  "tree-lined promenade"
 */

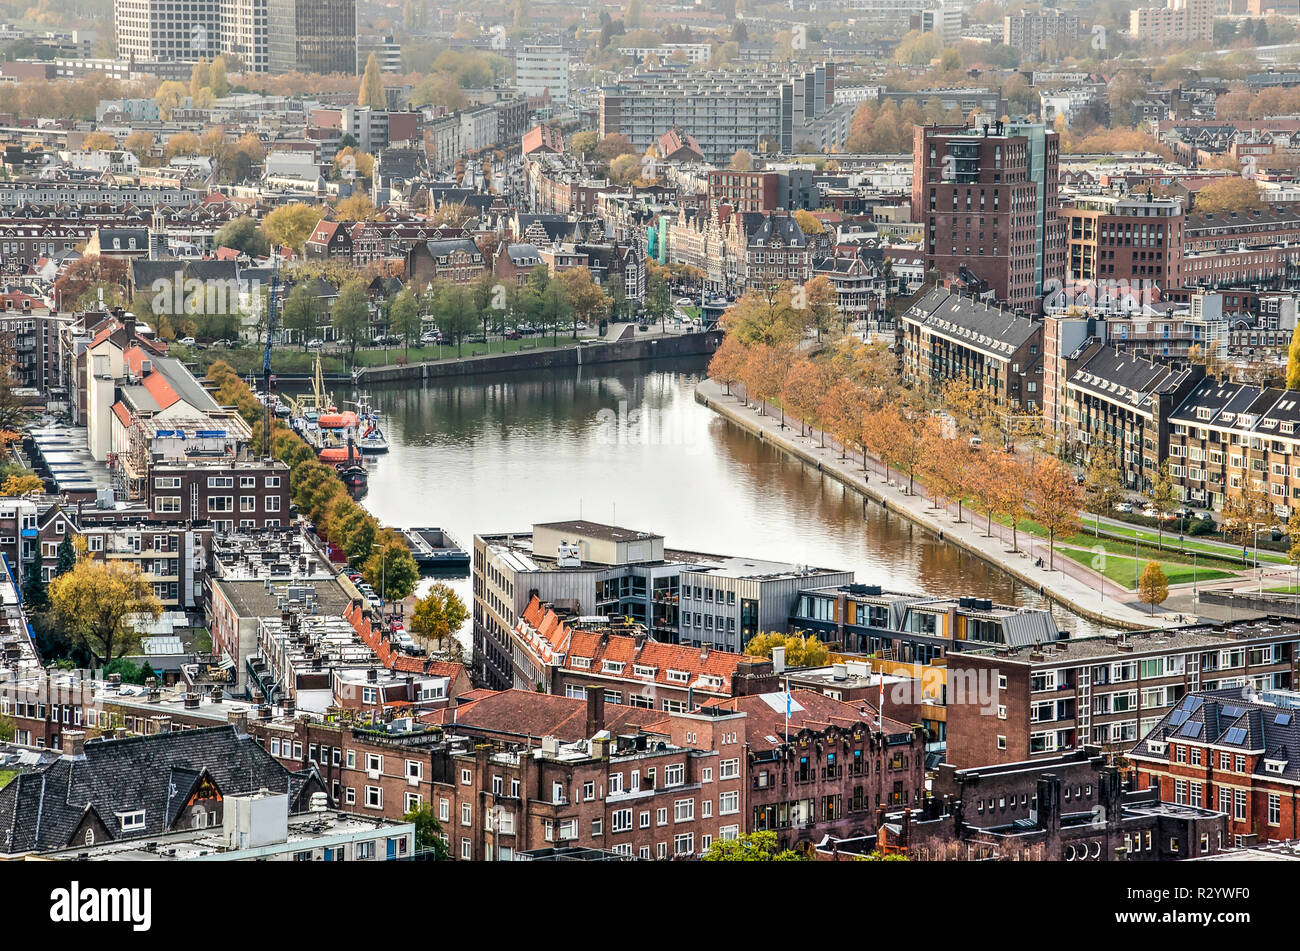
xmin=701 ymin=282 xmax=1264 ymax=617
xmin=206 ymin=360 xmax=419 ymax=601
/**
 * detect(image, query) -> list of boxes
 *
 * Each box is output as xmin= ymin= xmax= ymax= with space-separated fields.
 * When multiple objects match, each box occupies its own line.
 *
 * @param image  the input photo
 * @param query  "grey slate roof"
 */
xmin=0 ymin=725 xmax=323 ymax=855
xmin=903 ymin=287 xmax=1038 ymax=358
xmin=1069 ymin=345 xmax=1194 ymax=414
xmin=1131 ymin=689 xmax=1300 ymax=781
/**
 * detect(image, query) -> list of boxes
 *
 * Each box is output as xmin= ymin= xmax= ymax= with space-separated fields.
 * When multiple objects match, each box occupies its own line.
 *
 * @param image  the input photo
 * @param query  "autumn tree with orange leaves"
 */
xmin=782 ymin=358 xmax=830 ymax=438
xmin=1031 ymin=456 xmax=1083 ymax=570
xmin=708 ymin=334 xmax=748 ymax=397
xmin=740 ymin=343 xmax=792 ymax=419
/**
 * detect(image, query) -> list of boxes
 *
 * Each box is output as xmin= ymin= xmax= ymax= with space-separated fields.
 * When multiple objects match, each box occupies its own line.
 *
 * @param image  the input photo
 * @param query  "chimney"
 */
xmin=151 ymin=715 xmax=171 ymax=734
xmin=771 ymin=645 xmax=786 ymax=675
xmin=227 ymin=707 xmax=249 ymax=737
xmin=586 ymin=689 xmax=605 ymax=738
xmin=63 ymin=730 xmax=86 ymax=759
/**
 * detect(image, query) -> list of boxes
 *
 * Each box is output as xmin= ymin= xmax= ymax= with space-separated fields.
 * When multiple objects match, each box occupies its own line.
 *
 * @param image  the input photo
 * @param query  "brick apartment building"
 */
xmin=705 ymin=690 xmax=926 ymax=849
xmin=912 ymin=120 xmax=1063 ymax=310
xmin=147 ymin=459 xmax=291 ymax=532
xmin=1058 ymin=343 xmax=1205 ymax=491
xmin=826 ymin=749 xmax=1228 ymax=861
xmin=898 ymin=287 xmax=1044 ymax=410
xmin=1130 ymin=687 xmax=1300 ymax=844
xmin=1062 ymin=193 xmax=1185 ymax=293
xmin=945 ymin=620 xmax=1299 ymax=770
xmin=1166 ymin=376 xmax=1300 ymax=515
xmin=258 ymin=690 xmax=750 ymax=860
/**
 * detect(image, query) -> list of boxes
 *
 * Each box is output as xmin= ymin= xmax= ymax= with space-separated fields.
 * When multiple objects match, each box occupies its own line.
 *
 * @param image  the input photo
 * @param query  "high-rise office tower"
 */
xmin=912 ymin=119 xmax=1064 ymax=311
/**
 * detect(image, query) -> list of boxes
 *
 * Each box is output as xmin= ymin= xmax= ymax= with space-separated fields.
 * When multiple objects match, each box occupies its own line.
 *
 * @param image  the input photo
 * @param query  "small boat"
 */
xmin=319 ymin=436 xmax=367 ymax=488
xmin=346 ymin=395 xmax=389 ymax=454
xmin=401 ymin=527 xmax=469 ymax=572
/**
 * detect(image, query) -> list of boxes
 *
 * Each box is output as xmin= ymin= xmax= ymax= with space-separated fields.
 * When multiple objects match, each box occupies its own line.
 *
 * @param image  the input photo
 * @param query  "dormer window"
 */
xmin=117 ymin=809 xmax=145 ymax=833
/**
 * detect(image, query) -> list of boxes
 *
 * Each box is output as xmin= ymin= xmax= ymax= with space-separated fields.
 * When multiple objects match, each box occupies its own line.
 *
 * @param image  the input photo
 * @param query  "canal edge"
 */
xmin=693 ymin=381 xmax=1147 ymax=632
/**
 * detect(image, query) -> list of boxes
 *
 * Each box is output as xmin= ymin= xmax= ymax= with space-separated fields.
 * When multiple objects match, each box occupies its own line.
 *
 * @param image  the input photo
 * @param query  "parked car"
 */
xmin=179 ymin=336 xmax=196 ymax=347
xmin=306 ymin=338 xmax=323 ymax=349
xmin=373 ymin=333 xmax=402 ymax=346
xmin=1114 ymin=502 xmax=1133 ymax=513
xmin=505 ymin=330 xmax=522 ymax=340
xmin=1173 ymin=507 xmax=1193 ymax=518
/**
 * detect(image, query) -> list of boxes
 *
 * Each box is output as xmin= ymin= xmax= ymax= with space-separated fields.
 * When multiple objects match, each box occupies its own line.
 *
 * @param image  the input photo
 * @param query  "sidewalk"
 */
xmin=696 ymin=378 xmax=1175 ymax=631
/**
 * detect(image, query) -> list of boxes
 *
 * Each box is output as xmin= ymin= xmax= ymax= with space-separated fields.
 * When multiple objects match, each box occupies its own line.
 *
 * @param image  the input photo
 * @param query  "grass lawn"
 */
xmin=0 ymin=770 xmax=14 ymax=789
xmin=1055 ymin=533 xmax=1250 ymax=571
xmin=1080 ymin=518 xmax=1289 ymax=565
xmin=996 ymin=513 xmax=1285 ymax=567
xmin=1054 ymin=545 xmax=1235 ymax=589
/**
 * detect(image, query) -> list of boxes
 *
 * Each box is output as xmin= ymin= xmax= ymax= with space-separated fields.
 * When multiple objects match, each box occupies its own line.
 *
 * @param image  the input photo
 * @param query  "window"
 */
xmin=461 ymin=803 xmax=472 ymax=826
xmin=719 ymin=758 xmax=739 ymax=780
xmin=612 ymin=808 xmax=633 ymax=833
xmin=720 ymin=790 xmax=739 ymax=815
xmin=439 ymin=798 xmax=449 ymax=822
xmin=462 ymin=769 xmax=472 ymax=786
xmin=664 ymin=764 xmax=684 ymax=787
xmin=674 ymin=798 xmax=695 ymax=822
xmin=365 ymin=786 xmax=382 ymax=809
xmin=657 ymin=807 xmax=668 ymax=826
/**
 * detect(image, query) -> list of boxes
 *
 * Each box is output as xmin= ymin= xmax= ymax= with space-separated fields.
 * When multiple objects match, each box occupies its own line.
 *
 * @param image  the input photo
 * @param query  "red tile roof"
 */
xmin=703 ymin=690 xmax=914 ymax=751
xmin=111 ymin=401 xmax=131 ymax=427
xmin=517 ymin=595 xmax=750 ymax=697
xmin=420 ymin=688 xmax=652 ymax=741
xmin=141 ymin=368 xmax=179 ymax=409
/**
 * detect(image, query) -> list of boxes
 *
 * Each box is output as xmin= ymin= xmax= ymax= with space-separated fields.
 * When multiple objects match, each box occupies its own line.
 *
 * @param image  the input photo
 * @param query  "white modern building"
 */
xmin=515 ymin=45 xmax=570 ymax=105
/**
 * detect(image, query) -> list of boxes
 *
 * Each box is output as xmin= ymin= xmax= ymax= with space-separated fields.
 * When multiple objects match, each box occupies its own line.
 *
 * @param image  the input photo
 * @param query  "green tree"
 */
xmin=282 ymin=281 xmax=320 ymax=348
xmin=331 ymin=279 xmax=372 ymax=365
xmin=360 ymin=52 xmax=386 ymax=108
xmin=403 ymin=803 xmax=450 ymax=858
xmin=410 ymin=582 xmax=468 ymax=653
xmin=389 ymin=288 xmax=421 ymax=357
xmin=21 ymin=566 xmax=48 ymax=613
xmin=214 ymin=217 xmax=270 ymax=257
xmin=362 ymin=536 xmax=419 ymax=601
xmin=701 ymin=831 xmax=806 ymax=861
xmin=1138 ymin=562 xmax=1169 ymax=615
xmin=431 ymin=281 xmax=479 ymax=355
xmin=54 ymin=534 xmax=77 ymax=576
xmin=645 ymin=269 xmax=673 ymax=331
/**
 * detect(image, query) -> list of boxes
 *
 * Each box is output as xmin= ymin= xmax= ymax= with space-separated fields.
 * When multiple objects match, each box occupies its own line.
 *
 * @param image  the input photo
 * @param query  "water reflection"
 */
xmin=339 ymin=357 xmax=1109 ymax=639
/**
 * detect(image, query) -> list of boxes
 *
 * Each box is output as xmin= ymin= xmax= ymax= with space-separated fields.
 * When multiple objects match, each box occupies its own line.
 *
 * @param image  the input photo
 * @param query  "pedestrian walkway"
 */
xmin=696 ymin=378 xmax=1175 ymax=630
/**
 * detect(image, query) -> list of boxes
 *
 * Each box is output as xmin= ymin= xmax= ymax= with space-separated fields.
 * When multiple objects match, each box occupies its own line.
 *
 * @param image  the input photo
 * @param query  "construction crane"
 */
xmin=262 ymin=253 xmax=280 ymax=459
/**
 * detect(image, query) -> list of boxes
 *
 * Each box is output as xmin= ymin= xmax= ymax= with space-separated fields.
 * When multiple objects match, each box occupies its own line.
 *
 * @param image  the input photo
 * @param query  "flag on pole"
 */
xmin=784 ymin=679 xmax=792 ymax=742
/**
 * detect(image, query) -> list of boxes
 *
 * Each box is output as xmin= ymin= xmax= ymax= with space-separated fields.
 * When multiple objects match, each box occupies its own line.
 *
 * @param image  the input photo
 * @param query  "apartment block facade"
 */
xmin=912 ymin=121 xmax=1063 ymax=310
xmin=945 ymin=621 xmax=1299 ymax=770
xmin=1130 ymin=688 xmax=1300 ymax=844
